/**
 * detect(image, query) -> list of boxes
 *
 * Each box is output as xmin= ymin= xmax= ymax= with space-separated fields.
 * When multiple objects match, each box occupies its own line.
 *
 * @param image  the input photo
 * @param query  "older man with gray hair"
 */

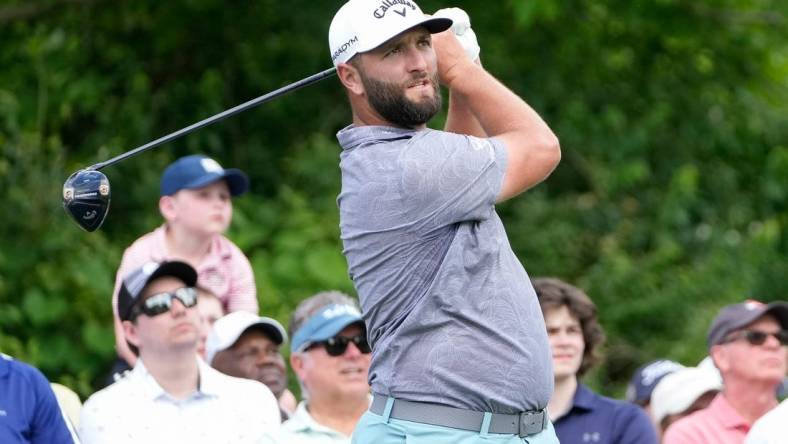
xmin=266 ymin=291 xmax=371 ymax=444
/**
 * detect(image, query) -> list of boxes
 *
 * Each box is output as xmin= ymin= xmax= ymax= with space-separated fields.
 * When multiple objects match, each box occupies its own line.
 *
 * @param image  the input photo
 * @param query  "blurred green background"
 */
xmin=0 ymin=0 xmax=785 ymax=399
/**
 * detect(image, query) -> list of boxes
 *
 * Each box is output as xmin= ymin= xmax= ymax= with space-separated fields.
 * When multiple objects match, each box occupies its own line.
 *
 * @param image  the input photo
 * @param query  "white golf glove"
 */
xmin=433 ymin=7 xmax=480 ymax=62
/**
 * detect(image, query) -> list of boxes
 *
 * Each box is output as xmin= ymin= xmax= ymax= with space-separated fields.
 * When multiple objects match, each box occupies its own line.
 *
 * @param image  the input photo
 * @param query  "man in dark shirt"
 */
xmin=533 ymin=278 xmax=658 ymax=444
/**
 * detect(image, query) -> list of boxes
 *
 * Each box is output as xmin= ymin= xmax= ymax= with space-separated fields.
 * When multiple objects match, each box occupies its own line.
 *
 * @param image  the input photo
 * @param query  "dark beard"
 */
xmin=360 ymin=72 xmax=442 ymax=128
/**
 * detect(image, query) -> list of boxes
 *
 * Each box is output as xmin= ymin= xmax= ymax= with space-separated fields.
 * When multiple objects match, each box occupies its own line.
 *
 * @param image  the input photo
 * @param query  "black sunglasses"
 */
xmin=133 ymin=287 xmax=198 ymax=318
xmin=724 ymin=329 xmax=788 ymax=346
xmin=309 ymin=334 xmax=371 ymax=357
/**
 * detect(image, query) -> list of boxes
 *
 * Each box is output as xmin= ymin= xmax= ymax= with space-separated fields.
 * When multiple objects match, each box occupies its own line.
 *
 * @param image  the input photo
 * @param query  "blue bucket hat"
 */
xmin=160 ymin=154 xmax=249 ymax=197
xmin=291 ymin=304 xmax=365 ymax=353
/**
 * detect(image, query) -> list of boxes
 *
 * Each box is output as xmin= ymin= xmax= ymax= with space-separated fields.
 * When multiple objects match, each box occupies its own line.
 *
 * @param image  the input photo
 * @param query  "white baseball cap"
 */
xmin=205 ymin=311 xmax=288 ymax=364
xmin=328 ymin=0 xmax=453 ymax=66
xmin=650 ymin=365 xmax=722 ymax=426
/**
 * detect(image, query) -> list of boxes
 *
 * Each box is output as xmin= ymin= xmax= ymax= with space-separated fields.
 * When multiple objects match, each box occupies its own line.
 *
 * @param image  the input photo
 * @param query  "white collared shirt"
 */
xmin=262 ymin=397 xmax=373 ymax=444
xmin=259 ymin=401 xmax=349 ymax=444
xmin=79 ymin=358 xmax=280 ymax=444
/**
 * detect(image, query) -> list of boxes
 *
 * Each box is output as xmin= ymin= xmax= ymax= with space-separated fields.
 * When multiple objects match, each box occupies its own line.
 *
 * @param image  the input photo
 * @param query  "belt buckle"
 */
xmin=517 ymin=410 xmax=544 ymax=438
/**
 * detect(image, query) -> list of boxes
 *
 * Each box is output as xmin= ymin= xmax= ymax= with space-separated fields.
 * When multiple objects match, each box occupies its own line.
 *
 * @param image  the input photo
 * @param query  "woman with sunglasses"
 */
xmin=79 ymin=261 xmax=281 ymax=444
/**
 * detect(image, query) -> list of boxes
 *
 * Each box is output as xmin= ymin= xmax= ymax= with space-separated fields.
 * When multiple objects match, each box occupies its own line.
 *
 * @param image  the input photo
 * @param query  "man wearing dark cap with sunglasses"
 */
xmin=664 ymin=299 xmax=788 ymax=444
xmin=80 ymin=261 xmax=280 ymax=444
xmin=264 ymin=291 xmax=371 ymax=444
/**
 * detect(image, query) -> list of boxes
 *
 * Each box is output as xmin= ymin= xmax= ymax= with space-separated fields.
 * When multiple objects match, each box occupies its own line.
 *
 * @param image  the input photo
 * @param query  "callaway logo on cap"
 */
xmin=328 ymin=0 xmax=452 ymax=66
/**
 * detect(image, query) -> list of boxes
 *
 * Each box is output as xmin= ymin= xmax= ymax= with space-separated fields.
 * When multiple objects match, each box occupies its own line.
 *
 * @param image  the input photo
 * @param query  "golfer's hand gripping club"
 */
xmin=433 ymin=7 xmax=480 ymax=62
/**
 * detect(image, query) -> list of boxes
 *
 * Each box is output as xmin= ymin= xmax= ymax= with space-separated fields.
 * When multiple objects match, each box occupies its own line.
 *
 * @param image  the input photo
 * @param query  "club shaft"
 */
xmin=89 ymin=67 xmax=337 ymax=171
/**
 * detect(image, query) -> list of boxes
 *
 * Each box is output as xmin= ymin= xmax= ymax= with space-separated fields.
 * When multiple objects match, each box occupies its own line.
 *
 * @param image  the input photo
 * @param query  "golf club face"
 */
xmin=62 ymin=169 xmax=111 ymax=232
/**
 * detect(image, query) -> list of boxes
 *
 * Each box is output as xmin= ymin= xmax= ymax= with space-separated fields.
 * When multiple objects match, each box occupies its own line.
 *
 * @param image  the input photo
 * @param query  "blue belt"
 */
xmin=370 ymin=393 xmax=548 ymax=438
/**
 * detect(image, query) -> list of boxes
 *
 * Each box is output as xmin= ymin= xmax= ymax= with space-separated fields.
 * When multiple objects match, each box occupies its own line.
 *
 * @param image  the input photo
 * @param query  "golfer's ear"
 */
xmin=337 ymin=62 xmax=364 ymax=96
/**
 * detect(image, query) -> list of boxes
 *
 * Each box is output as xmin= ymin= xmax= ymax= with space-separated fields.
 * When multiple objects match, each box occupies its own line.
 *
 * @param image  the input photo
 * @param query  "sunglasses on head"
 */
xmin=723 ymin=329 xmax=788 ymax=346
xmin=308 ymin=334 xmax=371 ymax=357
xmin=133 ymin=287 xmax=198 ymax=318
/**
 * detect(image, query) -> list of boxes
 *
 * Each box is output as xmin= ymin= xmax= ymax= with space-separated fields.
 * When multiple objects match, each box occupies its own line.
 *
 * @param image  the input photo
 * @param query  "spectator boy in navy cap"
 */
xmin=81 ymin=261 xmax=279 ymax=444
xmin=533 ymin=277 xmax=658 ymax=444
xmin=110 ymin=154 xmax=258 ymax=369
xmin=664 ymin=300 xmax=788 ymax=444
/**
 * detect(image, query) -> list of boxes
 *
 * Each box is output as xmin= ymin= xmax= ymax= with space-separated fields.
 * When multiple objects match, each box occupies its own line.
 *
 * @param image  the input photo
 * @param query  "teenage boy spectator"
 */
xmin=111 ymin=154 xmax=258 ymax=367
xmin=80 ymin=261 xmax=279 ymax=444
xmin=626 ymin=359 xmax=685 ymax=415
xmin=533 ymin=278 xmax=658 ymax=444
xmin=0 ymin=353 xmax=75 ymax=444
xmin=663 ymin=300 xmax=788 ymax=444
xmin=206 ymin=311 xmax=294 ymax=420
xmin=269 ymin=291 xmax=371 ymax=443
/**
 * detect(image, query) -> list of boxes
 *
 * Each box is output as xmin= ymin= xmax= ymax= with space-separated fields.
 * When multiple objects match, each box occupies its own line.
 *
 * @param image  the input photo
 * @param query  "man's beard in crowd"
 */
xmin=360 ymin=71 xmax=442 ymax=129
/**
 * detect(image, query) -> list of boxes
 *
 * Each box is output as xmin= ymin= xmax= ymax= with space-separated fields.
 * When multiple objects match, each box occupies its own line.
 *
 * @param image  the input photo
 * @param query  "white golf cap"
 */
xmin=205 ymin=311 xmax=288 ymax=364
xmin=328 ymin=0 xmax=453 ymax=66
xmin=650 ymin=365 xmax=722 ymax=426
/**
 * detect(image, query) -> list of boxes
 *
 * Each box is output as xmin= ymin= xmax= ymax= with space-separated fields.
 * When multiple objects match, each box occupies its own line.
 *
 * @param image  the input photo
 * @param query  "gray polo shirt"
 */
xmin=337 ymin=125 xmax=553 ymax=414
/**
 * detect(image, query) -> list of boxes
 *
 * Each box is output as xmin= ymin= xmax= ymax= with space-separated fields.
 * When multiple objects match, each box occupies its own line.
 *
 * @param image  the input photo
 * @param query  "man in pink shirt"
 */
xmin=111 ymin=155 xmax=258 ymax=368
xmin=663 ymin=300 xmax=788 ymax=444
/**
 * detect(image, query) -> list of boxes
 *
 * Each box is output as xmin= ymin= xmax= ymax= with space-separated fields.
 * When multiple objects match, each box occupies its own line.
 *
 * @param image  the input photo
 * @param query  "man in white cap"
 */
xmin=663 ymin=300 xmax=788 ymax=444
xmin=79 ymin=261 xmax=280 ymax=444
xmin=329 ymin=0 xmax=561 ymax=442
xmin=206 ymin=311 xmax=293 ymax=420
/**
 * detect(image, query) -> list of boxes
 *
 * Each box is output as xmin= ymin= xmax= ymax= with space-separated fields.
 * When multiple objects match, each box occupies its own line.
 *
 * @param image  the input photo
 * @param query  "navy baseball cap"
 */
xmin=117 ymin=261 xmax=197 ymax=321
xmin=291 ymin=304 xmax=365 ymax=353
xmin=160 ymin=154 xmax=249 ymax=197
xmin=625 ymin=359 xmax=685 ymax=405
xmin=707 ymin=300 xmax=788 ymax=348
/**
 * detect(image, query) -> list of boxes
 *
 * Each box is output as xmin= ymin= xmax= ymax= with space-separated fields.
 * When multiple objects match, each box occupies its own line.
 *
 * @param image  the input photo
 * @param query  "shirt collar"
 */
xmin=0 ymin=353 xmax=12 ymax=378
xmin=336 ymin=125 xmax=420 ymax=150
xmin=570 ymin=383 xmax=597 ymax=412
xmin=286 ymin=401 xmax=349 ymax=437
xmin=133 ymin=357 xmax=220 ymax=401
xmin=151 ymin=224 xmax=232 ymax=264
xmin=710 ymin=393 xmax=751 ymax=431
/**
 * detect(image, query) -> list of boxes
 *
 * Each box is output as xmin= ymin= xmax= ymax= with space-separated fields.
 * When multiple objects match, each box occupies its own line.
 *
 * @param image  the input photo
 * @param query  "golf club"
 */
xmin=63 ymin=67 xmax=337 ymax=232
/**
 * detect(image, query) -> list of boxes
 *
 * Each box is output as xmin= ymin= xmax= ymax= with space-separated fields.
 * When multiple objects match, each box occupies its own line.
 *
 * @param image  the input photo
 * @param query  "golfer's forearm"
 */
xmin=446 ymin=62 xmax=560 ymax=200
xmin=445 ymin=89 xmax=487 ymax=137
xmin=446 ymin=62 xmax=554 ymax=143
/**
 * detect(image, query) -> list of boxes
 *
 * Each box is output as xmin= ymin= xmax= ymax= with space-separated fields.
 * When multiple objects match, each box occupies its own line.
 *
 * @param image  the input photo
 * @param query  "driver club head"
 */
xmin=62 ymin=169 xmax=111 ymax=232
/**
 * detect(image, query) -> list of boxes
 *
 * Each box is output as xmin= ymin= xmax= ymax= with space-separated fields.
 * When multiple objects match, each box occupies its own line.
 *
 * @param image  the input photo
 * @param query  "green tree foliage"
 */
xmin=0 ymin=0 xmax=785 ymax=398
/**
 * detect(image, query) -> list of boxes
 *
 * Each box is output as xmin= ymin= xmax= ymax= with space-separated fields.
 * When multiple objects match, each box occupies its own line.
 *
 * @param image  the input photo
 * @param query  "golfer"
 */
xmin=330 ymin=1 xmax=561 ymax=443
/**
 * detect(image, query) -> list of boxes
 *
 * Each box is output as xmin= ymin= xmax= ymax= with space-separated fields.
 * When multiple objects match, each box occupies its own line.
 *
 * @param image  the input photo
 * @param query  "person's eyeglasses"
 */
xmin=133 ymin=287 xmax=198 ymax=318
xmin=308 ymin=335 xmax=371 ymax=357
xmin=723 ymin=330 xmax=788 ymax=346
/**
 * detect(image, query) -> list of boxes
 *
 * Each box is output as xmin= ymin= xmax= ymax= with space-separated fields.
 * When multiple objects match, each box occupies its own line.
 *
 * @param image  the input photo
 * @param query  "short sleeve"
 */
xmin=398 ymin=131 xmax=507 ymax=230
